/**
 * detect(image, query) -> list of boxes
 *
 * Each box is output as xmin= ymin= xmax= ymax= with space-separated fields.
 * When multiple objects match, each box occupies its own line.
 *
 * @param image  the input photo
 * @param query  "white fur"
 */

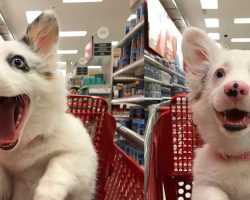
xmin=182 ymin=27 xmax=250 ymax=199
xmin=0 ymin=11 xmax=97 ymax=200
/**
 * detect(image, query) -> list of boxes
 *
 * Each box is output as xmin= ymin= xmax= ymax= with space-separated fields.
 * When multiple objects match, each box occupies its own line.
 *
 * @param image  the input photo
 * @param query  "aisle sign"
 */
xmin=94 ymin=43 xmax=111 ymax=56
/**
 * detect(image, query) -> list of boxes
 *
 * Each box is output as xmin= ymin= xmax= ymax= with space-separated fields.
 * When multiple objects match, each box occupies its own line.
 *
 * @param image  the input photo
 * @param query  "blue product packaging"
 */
xmin=125 ymin=25 xmax=130 ymax=34
xmin=136 ymin=7 xmax=141 ymax=23
xmin=140 ymin=4 xmax=144 ymax=21
xmin=139 ymin=119 xmax=145 ymax=135
xmin=130 ymin=18 xmax=136 ymax=31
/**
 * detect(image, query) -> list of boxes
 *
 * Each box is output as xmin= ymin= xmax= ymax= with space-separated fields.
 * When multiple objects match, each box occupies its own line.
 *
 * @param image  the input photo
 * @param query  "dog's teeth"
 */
xmin=223 ymin=114 xmax=227 ymax=121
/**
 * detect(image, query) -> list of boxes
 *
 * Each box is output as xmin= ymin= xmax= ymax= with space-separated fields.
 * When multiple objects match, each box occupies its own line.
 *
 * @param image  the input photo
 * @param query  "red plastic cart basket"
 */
xmin=147 ymin=94 xmax=202 ymax=200
xmin=67 ymin=95 xmax=144 ymax=200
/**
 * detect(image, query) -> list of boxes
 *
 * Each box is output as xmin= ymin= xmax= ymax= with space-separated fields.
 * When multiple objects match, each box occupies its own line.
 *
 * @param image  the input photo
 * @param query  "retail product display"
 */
xmin=113 ymin=80 xmax=144 ymax=99
xmin=117 ymin=140 xmax=144 ymax=166
xmin=83 ymin=74 xmax=106 ymax=85
xmin=113 ymin=105 xmax=145 ymax=136
xmin=116 ymin=29 xmax=144 ymax=72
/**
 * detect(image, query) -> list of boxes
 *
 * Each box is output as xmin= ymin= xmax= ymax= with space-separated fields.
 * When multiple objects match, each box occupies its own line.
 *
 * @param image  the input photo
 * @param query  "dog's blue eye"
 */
xmin=12 ymin=58 xmax=24 ymax=68
xmin=215 ymin=68 xmax=225 ymax=79
xmin=9 ymin=56 xmax=30 ymax=72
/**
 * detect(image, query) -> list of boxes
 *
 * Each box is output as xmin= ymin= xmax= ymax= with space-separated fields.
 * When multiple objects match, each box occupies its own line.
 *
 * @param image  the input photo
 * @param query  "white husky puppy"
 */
xmin=0 ymin=10 xmax=97 ymax=200
xmin=182 ymin=27 xmax=250 ymax=200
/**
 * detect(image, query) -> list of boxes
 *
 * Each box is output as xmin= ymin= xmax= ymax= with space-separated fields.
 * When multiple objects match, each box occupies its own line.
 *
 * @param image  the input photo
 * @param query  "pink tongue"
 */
xmin=0 ymin=98 xmax=17 ymax=144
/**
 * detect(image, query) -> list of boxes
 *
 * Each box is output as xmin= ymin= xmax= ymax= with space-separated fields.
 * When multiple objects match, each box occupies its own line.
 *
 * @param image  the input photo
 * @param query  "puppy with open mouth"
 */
xmin=182 ymin=27 xmax=250 ymax=200
xmin=0 ymin=11 xmax=97 ymax=200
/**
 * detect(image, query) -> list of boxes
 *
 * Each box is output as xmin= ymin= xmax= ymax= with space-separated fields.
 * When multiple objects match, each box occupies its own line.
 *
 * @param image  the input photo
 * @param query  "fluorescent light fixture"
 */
xmin=208 ymin=33 xmax=220 ymax=40
xmin=234 ymin=18 xmax=250 ymax=24
xmin=88 ymin=65 xmax=101 ymax=69
xmin=111 ymin=41 xmax=118 ymax=46
xmin=205 ymin=18 xmax=219 ymax=28
xmin=59 ymin=31 xmax=87 ymax=37
xmin=26 ymin=11 xmax=42 ymax=24
xmin=127 ymin=14 xmax=137 ymax=22
xmin=57 ymin=50 xmax=78 ymax=54
xmin=58 ymin=61 xmax=67 ymax=65
xmin=200 ymin=0 xmax=218 ymax=9
xmin=63 ymin=0 xmax=103 ymax=3
xmin=0 ymin=35 xmax=4 ymax=43
xmin=231 ymin=38 xmax=250 ymax=42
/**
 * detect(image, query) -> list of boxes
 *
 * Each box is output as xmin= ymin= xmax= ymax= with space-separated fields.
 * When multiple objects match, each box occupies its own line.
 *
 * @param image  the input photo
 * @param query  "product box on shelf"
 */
xmin=113 ymin=80 xmax=144 ymax=99
xmin=145 ymin=82 xmax=161 ymax=98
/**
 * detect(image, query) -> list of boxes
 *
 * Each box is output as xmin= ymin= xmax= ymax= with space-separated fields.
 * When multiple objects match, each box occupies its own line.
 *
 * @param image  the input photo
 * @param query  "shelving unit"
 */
xmin=144 ymin=76 xmax=172 ymax=87
xmin=112 ymin=58 xmax=144 ymax=77
xmin=111 ymin=96 xmax=144 ymax=104
xmin=113 ymin=76 xmax=142 ymax=81
xmin=145 ymin=54 xmax=185 ymax=79
xmin=115 ymin=20 xmax=144 ymax=48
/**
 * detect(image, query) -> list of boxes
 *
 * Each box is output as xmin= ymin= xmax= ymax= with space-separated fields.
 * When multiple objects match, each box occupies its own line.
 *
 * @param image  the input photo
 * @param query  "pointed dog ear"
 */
xmin=181 ymin=27 xmax=220 ymax=78
xmin=21 ymin=10 xmax=59 ymax=59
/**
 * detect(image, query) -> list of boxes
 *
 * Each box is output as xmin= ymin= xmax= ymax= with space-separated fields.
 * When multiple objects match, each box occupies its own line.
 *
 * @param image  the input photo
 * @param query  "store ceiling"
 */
xmin=175 ymin=0 xmax=250 ymax=50
xmin=2 ymin=0 xmax=250 ymax=64
xmin=0 ymin=0 xmax=130 ymax=63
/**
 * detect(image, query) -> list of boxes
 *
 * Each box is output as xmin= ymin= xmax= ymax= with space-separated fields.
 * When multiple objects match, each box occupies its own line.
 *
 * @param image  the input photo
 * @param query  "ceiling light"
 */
xmin=127 ymin=14 xmax=137 ymax=22
xmin=200 ymin=0 xmax=218 ymax=9
xmin=111 ymin=41 xmax=118 ymax=46
xmin=88 ymin=66 xmax=101 ymax=69
xmin=59 ymin=31 xmax=87 ymax=37
xmin=205 ymin=18 xmax=219 ymax=27
xmin=63 ymin=0 xmax=103 ymax=3
xmin=208 ymin=33 xmax=220 ymax=40
xmin=231 ymin=38 xmax=250 ymax=42
xmin=57 ymin=50 xmax=78 ymax=54
xmin=26 ymin=11 xmax=42 ymax=24
xmin=234 ymin=18 xmax=250 ymax=24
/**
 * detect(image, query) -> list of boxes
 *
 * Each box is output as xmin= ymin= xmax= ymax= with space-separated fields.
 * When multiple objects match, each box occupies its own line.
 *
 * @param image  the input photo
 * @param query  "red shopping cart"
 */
xmin=67 ymin=95 xmax=144 ymax=200
xmin=147 ymin=94 xmax=202 ymax=200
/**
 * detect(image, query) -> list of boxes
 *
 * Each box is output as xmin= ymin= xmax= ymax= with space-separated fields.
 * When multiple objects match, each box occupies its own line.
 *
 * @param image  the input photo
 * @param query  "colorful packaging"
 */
xmin=130 ymin=35 xmax=138 ymax=64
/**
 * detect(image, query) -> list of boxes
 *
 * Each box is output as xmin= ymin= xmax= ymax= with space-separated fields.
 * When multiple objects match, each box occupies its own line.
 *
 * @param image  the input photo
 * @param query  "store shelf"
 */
xmin=144 ymin=76 xmax=172 ymax=87
xmin=111 ymin=96 xmax=144 ymax=103
xmin=145 ymin=55 xmax=185 ymax=79
xmin=172 ymin=83 xmax=189 ymax=90
xmin=113 ymin=76 xmax=142 ymax=81
xmin=144 ymin=97 xmax=163 ymax=101
xmin=115 ymin=20 xmax=144 ymax=48
xmin=112 ymin=58 xmax=144 ymax=77
xmin=88 ymin=88 xmax=111 ymax=94
xmin=162 ymin=97 xmax=171 ymax=100
xmin=111 ymin=96 xmax=164 ymax=104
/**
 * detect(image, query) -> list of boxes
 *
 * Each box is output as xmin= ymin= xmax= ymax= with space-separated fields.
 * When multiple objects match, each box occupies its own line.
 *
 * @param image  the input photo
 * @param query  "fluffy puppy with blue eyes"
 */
xmin=0 ymin=10 xmax=97 ymax=200
xmin=182 ymin=27 xmax=250 ymax=200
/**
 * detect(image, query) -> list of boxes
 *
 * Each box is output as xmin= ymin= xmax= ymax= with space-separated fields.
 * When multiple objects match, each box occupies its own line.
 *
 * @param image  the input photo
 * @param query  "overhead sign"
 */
xmin=94 ymin=43 xmax=111 ymax=56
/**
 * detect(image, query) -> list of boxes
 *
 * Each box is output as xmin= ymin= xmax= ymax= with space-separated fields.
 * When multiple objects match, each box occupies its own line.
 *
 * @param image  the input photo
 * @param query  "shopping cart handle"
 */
xmin=116 ymin=123 xmax=144 ymax=151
